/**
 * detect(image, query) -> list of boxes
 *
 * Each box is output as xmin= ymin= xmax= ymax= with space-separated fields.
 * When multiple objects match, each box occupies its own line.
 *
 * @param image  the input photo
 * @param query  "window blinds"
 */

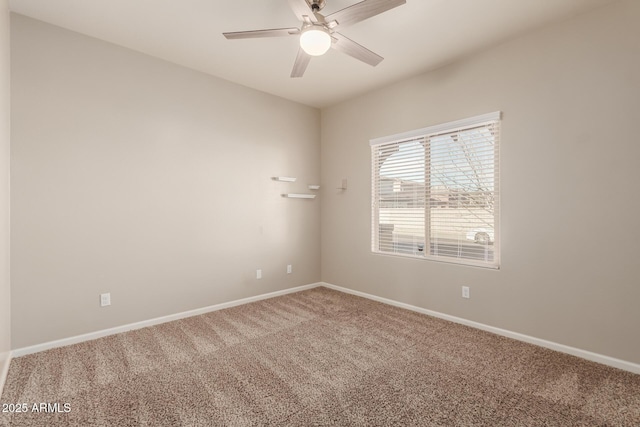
xmin=371 ymin=112 xmax=500 ymax=268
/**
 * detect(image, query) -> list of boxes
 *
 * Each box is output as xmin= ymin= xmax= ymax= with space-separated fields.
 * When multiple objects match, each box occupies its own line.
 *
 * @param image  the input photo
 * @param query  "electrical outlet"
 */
xmin=100 ymin=293 xmax=111 ymax=307
xmin=462 ymin=286 xmax=470 ymax=299
xmin=287 ymin=264 xmax=292 ymax=274
xmin=256 ymin=269 xmax=262 ymax=279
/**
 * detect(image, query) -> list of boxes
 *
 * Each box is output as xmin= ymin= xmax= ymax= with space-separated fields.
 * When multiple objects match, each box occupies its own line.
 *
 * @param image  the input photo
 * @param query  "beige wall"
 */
xmin=321 ymin=0 xmax=640 ymax=364
xmin=0 ymin=0 xmax=10 ymax=374
xmin=10 ymin=14 xmax=320 ymax=348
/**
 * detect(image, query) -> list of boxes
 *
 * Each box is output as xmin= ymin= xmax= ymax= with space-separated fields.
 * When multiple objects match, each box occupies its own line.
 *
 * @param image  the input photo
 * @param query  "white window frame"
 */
xmin=370 ymin=112 xmax=501 ymax=269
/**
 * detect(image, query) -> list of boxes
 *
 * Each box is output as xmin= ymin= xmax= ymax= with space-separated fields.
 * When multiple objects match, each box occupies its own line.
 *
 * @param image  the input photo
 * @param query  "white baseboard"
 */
xmin=12 ymin=283 xmax=322 ymax=358
xmin=11 ymin=281 xmax=640 ymax=375
xmin=320 ymin=282 xmax=640 ymax=375
xmin=0 ymin=350 xmax=11 ymax=397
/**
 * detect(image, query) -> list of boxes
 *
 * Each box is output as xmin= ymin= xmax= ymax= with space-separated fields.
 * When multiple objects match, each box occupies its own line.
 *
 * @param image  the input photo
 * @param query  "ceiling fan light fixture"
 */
xmin=300 ymin=25 xmax=331 ymax=56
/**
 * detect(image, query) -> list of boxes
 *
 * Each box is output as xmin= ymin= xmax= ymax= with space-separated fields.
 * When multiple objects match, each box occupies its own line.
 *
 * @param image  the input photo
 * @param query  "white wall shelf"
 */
xmin=272 ymin=176 xmax=297 ymax=182
xmin=308 ymin=185 xmax=320 ymax=190
xmin=282 ymin=193 xmax=316 ymax=199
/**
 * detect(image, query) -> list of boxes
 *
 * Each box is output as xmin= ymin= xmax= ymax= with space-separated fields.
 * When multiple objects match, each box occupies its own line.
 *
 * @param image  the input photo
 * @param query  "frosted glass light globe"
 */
xmin=300 ymin=26 xmax=331 ymax=56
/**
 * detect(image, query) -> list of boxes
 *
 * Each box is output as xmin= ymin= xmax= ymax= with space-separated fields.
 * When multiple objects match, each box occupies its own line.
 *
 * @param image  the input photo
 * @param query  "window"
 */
xmin=371 ymin=112 xmax=500 ymax=268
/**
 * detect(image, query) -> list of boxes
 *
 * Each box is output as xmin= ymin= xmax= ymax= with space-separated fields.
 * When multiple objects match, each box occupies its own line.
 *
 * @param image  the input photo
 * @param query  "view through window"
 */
xmin=371 ymin=112 xmax=500 ymax=268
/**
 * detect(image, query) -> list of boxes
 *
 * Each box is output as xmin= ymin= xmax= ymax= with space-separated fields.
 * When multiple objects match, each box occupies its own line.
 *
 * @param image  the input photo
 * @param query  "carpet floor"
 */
xmin=1 ymin=287 xmax=639 ymax=426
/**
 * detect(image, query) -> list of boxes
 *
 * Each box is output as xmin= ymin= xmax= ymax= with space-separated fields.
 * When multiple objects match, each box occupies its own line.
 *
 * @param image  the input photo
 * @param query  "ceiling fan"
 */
xmin=223 ymin=0 xmax=406 ymax=78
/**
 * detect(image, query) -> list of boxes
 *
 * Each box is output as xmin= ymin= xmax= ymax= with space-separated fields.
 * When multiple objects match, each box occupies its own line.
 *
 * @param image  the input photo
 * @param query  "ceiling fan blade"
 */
xmin=223 ymin=28 xmax=300 ymax=39
xmin=288 ymin=0 xmax=317 ymax=23
xmin=291 ymin=48 xmax=312 ymax=78
xmin=331 ymin=32 xmax=383 ymax=66
xmin=325 ymin=0 xmax=406 ymax=28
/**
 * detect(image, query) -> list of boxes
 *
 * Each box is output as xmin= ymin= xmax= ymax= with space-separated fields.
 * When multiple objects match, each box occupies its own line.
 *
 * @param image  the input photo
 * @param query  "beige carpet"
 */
xmin=1 ymin=287 xmax=639 ymax=426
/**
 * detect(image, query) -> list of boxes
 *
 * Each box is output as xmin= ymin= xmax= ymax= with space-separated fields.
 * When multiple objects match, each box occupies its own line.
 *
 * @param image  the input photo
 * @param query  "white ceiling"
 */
xmin=9 ymin=0 xmax=617 ymax=108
